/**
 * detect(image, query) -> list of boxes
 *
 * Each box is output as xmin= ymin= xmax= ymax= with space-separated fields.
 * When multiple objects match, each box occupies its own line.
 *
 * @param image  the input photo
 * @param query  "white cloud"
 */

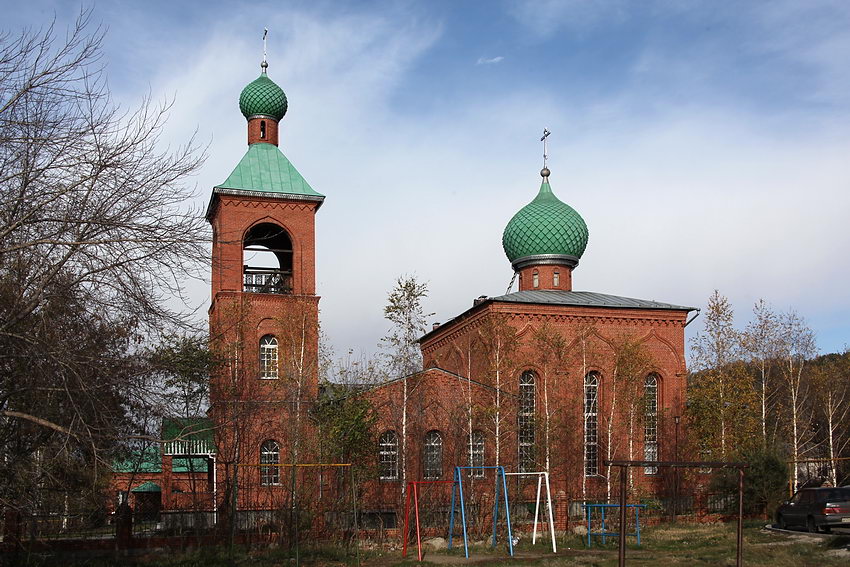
xmin=40 ymin=0 xmax=850 ymax=358
xmin=476 ymin=56 xmax=504 ymax=65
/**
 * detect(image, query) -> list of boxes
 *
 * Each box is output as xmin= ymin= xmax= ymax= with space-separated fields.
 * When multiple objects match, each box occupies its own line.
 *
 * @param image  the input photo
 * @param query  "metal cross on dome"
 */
xmin=262 ymin=28 xmax=268 ymax=67
xmin=541 ymin=128 xmax=551 ymax=169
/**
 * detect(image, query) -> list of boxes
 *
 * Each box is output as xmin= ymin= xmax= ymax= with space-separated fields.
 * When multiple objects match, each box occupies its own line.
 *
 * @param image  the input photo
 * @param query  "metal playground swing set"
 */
xmin=402 ymin=466 xmax=557 ymax=560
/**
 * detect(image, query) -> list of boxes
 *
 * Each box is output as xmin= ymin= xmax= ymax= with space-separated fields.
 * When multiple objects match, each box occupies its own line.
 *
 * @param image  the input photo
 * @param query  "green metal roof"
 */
xmin=215 ymin=143 xmax=324 ymax=198
xmin=502 ymin=178 xmax=588 ymax=263
xmin=172 ymin=457 xmax=210 ymax=473
xmin=239 ymin=72 xmax=287 ymax=120
xmin=162 ymin=417 xmax=214 ymax=442
xmin=131 ymin=481 xmax=161 ymax=493
xmin=162 ymin=416 xmax=216 ymax=455
xmin=112 ymin=446 xmax=162 ymax=474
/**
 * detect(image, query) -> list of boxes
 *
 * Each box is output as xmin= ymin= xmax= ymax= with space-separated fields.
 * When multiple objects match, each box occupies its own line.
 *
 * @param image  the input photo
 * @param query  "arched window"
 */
xmin=260 ymin=440 xmax=280 ymax=486
xmin=644 ymin=374 xmax=659 ymax=474
xmin=243 ymin=223 xmax=293 ymax=294
xmin=379 ymin=431 xmax=398 ymax=480
xmin=260 ymin=120 xmax=267 ymax=139
xmin=518 ymin=371 xmax=536 ymax=472
xmin=553 ymin=270 xmax=560 ymax=287
xmin=584 ymin=372 xmax=600 ymax=476
xmin=259 ymin=335 xmax=279 ymax=379
xmin=423 ymin=431 xmax=443 ymax=479
xmin=468 ymin=431 xmax=485 ymax=478
xmin=532 ymin=270 xmax=539 ymax=288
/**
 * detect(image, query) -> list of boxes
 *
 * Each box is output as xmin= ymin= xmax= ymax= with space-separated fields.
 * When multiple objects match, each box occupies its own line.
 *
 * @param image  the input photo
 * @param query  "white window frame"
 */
xmin=379 ymin=431 xmax=399 ymax=480
xmin=260 ymin=439 xmax=280 ymax=486
xmin=518 ymin=371 xmax=536 ymax=473
xmin=259 ymin=335 xmax=279 ymax=379
xmin=423 ymin=430 xmax=443 ymax=480
xmin=584 ymin=372 xmax=599 ymax=477
xmin=468 ymin=430 xmax=485 ymax=478
xmin=644 ymin=374 xmax=659 ymax=475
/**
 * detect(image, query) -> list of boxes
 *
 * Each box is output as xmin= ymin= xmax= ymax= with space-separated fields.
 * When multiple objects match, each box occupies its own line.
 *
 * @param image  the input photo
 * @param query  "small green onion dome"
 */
xmin=502 ymin=169 xmax=589 ymax=268
xmin=239 ymin=70 xmax=288 ymax=121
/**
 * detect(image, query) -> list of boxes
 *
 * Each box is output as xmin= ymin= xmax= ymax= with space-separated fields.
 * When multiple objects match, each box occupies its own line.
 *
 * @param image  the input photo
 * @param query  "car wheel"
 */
xmin=822 ymin=526 xmax=831 ymax=534
xmin=777 ymin=515 xmax=787 ymax=530
xmin=806 ymin=516 xmax=817 ymax=533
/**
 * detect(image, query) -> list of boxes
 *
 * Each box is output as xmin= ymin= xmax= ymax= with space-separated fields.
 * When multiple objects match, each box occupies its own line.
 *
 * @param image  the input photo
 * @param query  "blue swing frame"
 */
xmin=448 ymin=466 xmax=514 ymax=558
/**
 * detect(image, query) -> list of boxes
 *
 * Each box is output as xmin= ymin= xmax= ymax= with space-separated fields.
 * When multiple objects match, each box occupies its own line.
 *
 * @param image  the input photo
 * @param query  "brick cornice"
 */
xmin=422 ymin=303 xmax=687 ymax=354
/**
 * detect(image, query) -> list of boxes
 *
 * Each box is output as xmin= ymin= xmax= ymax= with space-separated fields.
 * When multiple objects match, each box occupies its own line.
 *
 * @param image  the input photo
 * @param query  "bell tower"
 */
xmin=206 ymin=56 xmax=324 ymax=469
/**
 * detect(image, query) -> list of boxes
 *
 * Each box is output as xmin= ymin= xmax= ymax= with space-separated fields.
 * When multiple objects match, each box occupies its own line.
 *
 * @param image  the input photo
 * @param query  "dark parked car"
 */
xmin=775 ymin=487 xmax=850 ymax=533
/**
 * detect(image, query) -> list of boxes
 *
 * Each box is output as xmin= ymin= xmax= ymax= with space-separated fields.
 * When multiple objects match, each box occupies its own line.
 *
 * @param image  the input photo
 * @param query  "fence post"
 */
xmin=618 ymin=466 xmax=626 ymax=567
xmin=737 ymin=468 xmax=744 ymax=567
xmin=116 ymin=502 xmax=133 ymax=551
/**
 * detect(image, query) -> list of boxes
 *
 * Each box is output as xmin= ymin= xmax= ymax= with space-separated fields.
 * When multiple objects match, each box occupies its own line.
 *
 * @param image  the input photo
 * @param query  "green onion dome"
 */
xmin=239 ymin=69 xmax=288 ymax=121
xmin=502 ymin=168 xmax=589 ymax=270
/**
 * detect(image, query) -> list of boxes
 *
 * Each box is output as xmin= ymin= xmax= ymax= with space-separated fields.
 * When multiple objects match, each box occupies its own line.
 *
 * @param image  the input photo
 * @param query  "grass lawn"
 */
xmin=369 ymin=520 xmax=849 ymax=567
xmin=6 ymin=521 xmax=849 ymax=566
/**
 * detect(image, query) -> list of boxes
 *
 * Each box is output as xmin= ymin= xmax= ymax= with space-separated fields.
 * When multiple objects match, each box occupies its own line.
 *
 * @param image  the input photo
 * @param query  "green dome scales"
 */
xmin=239 ymin=70 xmax=288 ymax=121
xmin=502 ymin=171 xmax=589 ymax=269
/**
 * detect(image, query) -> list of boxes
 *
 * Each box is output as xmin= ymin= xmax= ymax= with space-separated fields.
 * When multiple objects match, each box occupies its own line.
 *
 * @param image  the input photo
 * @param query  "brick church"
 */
xmin=113 ymin=58 xmax=696 ymax=531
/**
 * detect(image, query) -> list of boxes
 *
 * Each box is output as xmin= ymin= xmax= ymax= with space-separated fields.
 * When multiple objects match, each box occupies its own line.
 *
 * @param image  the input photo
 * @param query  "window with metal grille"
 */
xmin=423 ymin=431 xmax=443 ymax=479
xmin=518 ymin=371 xmax=536 ymax=472
xmin=644 ymin=374 xmax=659 ymax=474
xmin=584 ymin=372 xmax=599 ymax=476
xmin=378 ymin=431 xmax=398 ymax=480
xmin=468 ymin=430 xmax=484 ymax=478
xmin=259 ymin=335 xmax=279 ymax=379
xmin=260 ymin=440 xmax=280 ymax=486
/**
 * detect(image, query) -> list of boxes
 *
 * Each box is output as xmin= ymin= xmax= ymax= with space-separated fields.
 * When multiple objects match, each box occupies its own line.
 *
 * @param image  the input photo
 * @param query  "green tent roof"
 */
xmin=131 ymin=481 xmax=161 ymax=493
xmin=215 ymin=143 xmax=324 ymax=199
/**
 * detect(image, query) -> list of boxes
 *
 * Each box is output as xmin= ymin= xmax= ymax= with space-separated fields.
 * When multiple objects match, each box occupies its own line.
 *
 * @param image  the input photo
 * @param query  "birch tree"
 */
xmin=740 ymin=300 xmax=781 ymax=446
xmin=776 ymin=311 xmax=817 ymax=492
xmin=689 ymin=291 xmax=743 ymax=458
xmin=570 ymin=321 xmax=601 ymax=500
xmin=810 ymin=353 xmax=850 ymax=487
xmin=532 ymin=324 xmax=569 ymax=473
xmin=599 ymin=334 xmax=653 ymax=497
xmin=476 ymin=312 xmax=519 ymax=467
xmin=380 ymin=275 xmax=432 ymax=495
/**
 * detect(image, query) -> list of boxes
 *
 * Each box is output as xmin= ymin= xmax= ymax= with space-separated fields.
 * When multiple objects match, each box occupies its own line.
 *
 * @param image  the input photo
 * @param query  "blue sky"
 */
xmin=6 ymin=1 xmax=850 ymax=360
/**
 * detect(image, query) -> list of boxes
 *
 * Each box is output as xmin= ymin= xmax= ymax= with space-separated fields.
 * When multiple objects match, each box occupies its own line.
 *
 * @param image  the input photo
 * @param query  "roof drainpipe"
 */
xmin=684 ymin=308 xmax=701 ymax=327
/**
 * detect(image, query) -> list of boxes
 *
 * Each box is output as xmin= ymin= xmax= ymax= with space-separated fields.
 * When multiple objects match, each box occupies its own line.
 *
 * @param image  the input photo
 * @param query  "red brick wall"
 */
xmin=517 ymin=264 xmax=573 ymax=291
xmin=207 ymin=185 xmax=321 ymax=513
xmin=360 ymin=301 xmax=691 ymax=512
xmin=247 ymin=117 xmax=279 ymax=146
xmin=209 ymin=195 xmax=319 ymax=297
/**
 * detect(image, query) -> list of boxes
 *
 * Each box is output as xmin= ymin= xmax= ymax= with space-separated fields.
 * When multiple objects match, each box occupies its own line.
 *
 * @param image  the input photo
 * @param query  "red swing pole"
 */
xmin=413 ymin=483 xmax=423 ymax=561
